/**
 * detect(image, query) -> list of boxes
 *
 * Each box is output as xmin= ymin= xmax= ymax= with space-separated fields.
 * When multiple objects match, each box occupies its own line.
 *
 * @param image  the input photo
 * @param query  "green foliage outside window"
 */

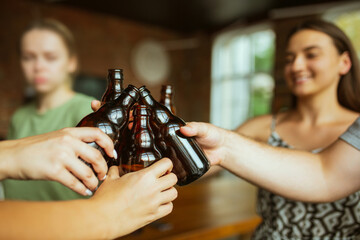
xmin=333 ymin=11 xmax=360 ymax=58
xmin=250 ymin=31 xmax=275 ymax=117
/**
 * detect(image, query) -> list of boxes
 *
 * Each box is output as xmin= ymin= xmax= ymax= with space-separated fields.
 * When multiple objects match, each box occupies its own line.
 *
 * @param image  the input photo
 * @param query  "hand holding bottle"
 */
xmin=180 ymin=121 xmax=230 ymax=166
xmin=77 ymin=85 xmax=140 ymax=168
xmin=91 ymin=158 xmax=178 ymax=238
xmin=0 ymin=127 xmax=114 ymax=196
xmin=90 ymin=84 xmax=210 ymax=186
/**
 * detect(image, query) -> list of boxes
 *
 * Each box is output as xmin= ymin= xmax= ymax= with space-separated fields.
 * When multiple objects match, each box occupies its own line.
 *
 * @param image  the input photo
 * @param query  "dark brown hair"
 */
xmin=20 ymin=18 xmax=77 ymax=57
xmin=286 ymin=19 xmax=360 ymax=112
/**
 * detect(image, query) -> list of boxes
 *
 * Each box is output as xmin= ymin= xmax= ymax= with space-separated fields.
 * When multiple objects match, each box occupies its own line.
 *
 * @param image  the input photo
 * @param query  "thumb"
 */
xmin=181 ymin=122 xmax=209 ymax=139
xmin=107 ymin=166 xmax=120 ymax=180
xmin=91 ymin=100 xmax=101 ymax=112
xmin=145 ymin=158 xmax=173 ymax=177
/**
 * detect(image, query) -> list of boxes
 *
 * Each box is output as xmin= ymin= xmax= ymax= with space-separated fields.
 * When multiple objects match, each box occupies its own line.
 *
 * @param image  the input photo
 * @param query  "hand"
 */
xmin=180 ymin=122 xmax=229 ymax=166
xmin=0 ymin=127 xmax=114 ymax=196
xmin=91 ymin=158 xmax=178 ymax=238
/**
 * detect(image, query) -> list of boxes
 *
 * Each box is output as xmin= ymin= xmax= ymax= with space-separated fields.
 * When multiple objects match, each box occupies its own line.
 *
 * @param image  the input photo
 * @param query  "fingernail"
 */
xmin=102 ymin=174 xmax=107 ymax=181
xmin=113 ymin=150 xmax=118 ymax=159
xmin=85 ymin=189 xmax=93 ymax=196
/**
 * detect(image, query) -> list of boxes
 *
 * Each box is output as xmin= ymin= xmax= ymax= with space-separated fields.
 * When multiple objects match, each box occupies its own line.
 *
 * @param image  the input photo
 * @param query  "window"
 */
xmin=210 ymin=25 xmax=275 ymax=129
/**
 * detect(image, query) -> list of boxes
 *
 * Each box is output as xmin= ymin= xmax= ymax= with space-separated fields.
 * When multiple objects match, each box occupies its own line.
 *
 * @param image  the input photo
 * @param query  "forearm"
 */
xmin=221 ymin=130 xmax=333 ymax=202
xmin=0 ymin=140 xmax=19 ymax=180
xmin=0 ymin=200 xmax=110 ymax=240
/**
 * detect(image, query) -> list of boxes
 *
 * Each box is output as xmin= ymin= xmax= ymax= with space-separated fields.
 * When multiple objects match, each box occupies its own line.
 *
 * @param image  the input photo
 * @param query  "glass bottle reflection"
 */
xmin=159 ymin=84 xmax=176 ymax=114
xmin=139 ymin=86 xmax=210 ymax=186
xmin=121 ymin=105 xmax=162 ymax=173
xmin=100 ymin=69 xmax=124 ymax=105
xmin=77 ymin=85 xmax=139 ymax=168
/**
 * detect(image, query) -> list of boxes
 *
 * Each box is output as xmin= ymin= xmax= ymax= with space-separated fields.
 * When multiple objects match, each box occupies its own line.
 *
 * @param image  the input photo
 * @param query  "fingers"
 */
xmin=145 ymin=158 xmax=173 ymax=177
xmin=180 ymin=122 xmax=209 ymax=138
xmin=71 ymin=140 xmax=108 ymax=180
xmin=154 ymin=202 xmax=174 ymax=220
xmin=64 ymin=157 xmax=100 ymax=191
xmin=180 ymin=123 xmax=197 ymax=137
xmin=160 ymin=186 xmax=178 ymax=203
xmin=107 ymin=165 xmax=120 ymax=180
xmin=64 ymin=127 xmax=114 ymax=159
xmin=91 ymin=100 xmax=101 ymax=112
xmin=158 ymin=172 xmax=178 ymax=190
xmin=55 ymin=169 xmax=93 ymax=196
xmin=181 ymin=122 xmax=222 ymax=148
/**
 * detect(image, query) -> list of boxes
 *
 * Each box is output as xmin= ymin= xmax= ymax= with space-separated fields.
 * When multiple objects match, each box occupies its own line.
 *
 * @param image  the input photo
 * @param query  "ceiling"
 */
xmin=42 ymin=0 xmax=355 ymax=33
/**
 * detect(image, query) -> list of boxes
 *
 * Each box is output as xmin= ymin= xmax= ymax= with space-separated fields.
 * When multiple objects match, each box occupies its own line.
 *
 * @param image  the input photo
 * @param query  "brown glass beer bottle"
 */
xmin=77 ymin=85 xmax=139 ymax=167
xmin=159 ymin=84 xmax=176 ymax=114
xmin=120 ymin=105 xmax=162 ymax=173
xmin=100 ymin=69 xmax=124 ymax=105
xmin=139 ymin=86 xmax=210 ymax=186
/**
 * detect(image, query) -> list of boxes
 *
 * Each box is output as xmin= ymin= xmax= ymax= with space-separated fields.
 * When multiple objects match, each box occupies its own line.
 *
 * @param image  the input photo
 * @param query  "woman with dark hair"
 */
xmin=235 ymin=19 xmax=360 ymax=239
xmin=3 ymin=19 xmax=95 ymax=201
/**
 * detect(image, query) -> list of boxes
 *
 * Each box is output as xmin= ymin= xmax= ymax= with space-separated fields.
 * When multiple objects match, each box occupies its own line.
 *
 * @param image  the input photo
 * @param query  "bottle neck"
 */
xmin=133 ymin=116 xmax=150 ymax=131
xmin=102 ymin=69 xmax=124 ymax=103
xmin=160 ymin=93 xmax=173 ymax=103
xmin=111 ymin=90 xmax=137 ymax=110
xmin=142 ymin=94 xmax=156 ymax=107
xmin=119 ymin=94 xmax=136 ymax=108
xmin=109 ymin=79 xmax=123 ymax=93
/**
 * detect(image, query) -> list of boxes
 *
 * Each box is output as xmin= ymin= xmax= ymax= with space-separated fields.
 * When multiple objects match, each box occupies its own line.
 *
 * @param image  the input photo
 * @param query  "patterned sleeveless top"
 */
xmin=252 ymin=116 xmax=360 ymax=240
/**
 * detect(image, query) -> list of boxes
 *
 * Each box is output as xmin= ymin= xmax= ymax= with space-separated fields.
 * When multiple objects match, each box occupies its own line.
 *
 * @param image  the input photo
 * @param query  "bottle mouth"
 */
xmin=124 ymin=85 xmax=140 ymax=100
xmin=108 ymin=69 xmax=123 ymax=72
xmin=139 ymin=86 xmax=150 ymax=97
xmin=108 ymin=69 xmax=123 ymax=79
xmin=161 ymin=85 xmax=173 ymax=95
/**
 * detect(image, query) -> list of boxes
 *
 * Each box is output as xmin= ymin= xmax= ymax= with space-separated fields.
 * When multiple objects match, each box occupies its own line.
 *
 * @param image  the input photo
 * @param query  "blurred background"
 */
xmin=1 ymin=0 xmax=360 ymax=139
xmin=2 ymin=1 xmax=360 ymax=239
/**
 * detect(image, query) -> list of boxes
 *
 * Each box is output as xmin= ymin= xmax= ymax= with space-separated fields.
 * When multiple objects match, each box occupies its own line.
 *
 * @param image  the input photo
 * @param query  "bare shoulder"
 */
xmin=336 ymin=109 xmax=360 ymax=128
xmin=235 ymin=114 xmax=273 ymax=142
xmin=343 ymin=110 xmax=360 ymax=123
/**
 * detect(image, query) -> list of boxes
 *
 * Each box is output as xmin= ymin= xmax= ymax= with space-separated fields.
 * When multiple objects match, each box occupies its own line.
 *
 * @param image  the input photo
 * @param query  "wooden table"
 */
xmin=119 ymin=172 xmax=261 ymax=240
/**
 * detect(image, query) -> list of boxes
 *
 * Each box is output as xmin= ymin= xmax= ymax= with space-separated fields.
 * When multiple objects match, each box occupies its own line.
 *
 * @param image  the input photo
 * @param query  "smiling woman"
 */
xmin=2 ymin=19 xmax=95 ymax=202
xmin=235 ymin=19 xmax=360 ymax=239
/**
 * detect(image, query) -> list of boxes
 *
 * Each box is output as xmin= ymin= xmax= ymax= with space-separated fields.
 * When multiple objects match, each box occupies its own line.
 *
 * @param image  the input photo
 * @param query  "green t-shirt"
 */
xmin=4 ymin=93 xmax=94 ymax=201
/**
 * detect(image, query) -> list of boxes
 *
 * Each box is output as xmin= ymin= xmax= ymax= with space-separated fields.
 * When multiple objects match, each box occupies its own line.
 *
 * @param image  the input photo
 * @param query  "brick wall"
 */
xmin=0 ymin=0 xmax=211 ymax=139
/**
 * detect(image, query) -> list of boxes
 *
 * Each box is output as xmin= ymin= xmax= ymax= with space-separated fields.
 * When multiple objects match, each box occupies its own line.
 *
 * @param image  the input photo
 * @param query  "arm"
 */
xmin=0 ymin=127 xmax=114 ymax=196
xmin=202 ymin=115 xmax=272 ymax=179
xmin=181 ymin=122 xmax=360 ymax=202
xmin=0 ymin=158 xmax=177 ymax=240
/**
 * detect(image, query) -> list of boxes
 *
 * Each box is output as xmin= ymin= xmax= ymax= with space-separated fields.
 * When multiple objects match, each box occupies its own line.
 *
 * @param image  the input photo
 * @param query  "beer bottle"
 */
xmin=100 ymin=69 xmax=124 ymax=105
xmin=159 ymin=84 xmax=176 ymax=114
xmin=77 ymin=85 xmax=139 ymax=168
xmin=113 ymin=124 xmax=131 ymax=167
xmin=139 ymin=86 xmax=210 ymax=186
xmin=121 ymin=105 xmax=162 ymax=173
